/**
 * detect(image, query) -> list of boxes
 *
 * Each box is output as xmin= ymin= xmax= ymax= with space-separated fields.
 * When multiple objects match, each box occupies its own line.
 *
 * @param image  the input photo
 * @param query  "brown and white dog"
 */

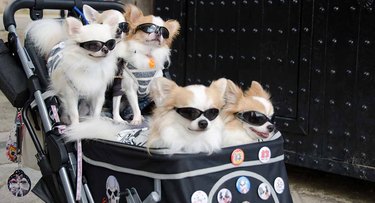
xmin=222 ymin=80 xmax=276 ymax=147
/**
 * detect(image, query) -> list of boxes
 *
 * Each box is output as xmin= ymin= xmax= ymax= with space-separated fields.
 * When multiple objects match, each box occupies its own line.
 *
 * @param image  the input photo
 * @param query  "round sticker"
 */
xmin=217 ymin=188 xmax=232 ymax=203
xmin=258 ymin=147 xmax=271 ymax=163
xmin=274 ymin=177 xmax=285 ymax=194
xmin=231 ymin=148 xmax=245 ymax=166
xmin=191 ymin=190 xmax=208 ymax=203
xmin=236 ymin=176 xmax=251 ymax=194
xmin=258 ymin=183 xmax=271 ymax=200
xmin=7 ymin=169 xmax=31 ymax=197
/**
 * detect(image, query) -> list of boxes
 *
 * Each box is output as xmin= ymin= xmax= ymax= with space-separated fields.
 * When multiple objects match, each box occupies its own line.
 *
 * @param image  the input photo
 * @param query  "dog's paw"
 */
xmin=130 ymin=115 xmax=143 ymax=125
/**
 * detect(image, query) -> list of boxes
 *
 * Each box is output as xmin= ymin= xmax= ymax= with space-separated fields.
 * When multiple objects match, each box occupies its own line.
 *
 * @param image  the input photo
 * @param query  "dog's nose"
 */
xmin=102 ymin=47 xmax=109 ymax=54
xmin=267 ymin=124 xmax=275 ymax=132
xmin=198 ymin=120 xmax=208 ymax=129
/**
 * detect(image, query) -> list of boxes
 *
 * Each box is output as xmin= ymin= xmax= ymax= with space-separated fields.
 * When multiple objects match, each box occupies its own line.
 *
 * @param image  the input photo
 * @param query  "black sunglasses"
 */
xmin=79 ymin=39 xmax=116 ymax=52
xmin=135 ymin=23 xmax=170 ymax=39
xmin=174 ymin=107 xmax=219 ymax=121
xmin=236 ymin=111 xmax=275 ymax=126
xmin=118 ymin=22 xmax=129 ymax=33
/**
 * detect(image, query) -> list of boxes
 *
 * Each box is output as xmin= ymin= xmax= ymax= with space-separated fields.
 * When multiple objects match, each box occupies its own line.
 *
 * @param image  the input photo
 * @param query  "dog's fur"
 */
xmin=112 ymin=4 xmax=180 ymax=125
xmin=147 ymin=77 xmax=227 ymax=154
xmin=25 ymin=5 xmax=125 ymax=56
xmin=27 ymin=17 xmax=119 ymax=124
xmin=222 ymin=80 xmax=275 ymax=147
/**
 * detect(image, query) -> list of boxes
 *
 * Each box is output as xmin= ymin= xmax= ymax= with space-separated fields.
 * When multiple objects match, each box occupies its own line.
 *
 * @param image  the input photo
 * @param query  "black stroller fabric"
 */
xmin=82 ymin=132 xmax=292 ymax=203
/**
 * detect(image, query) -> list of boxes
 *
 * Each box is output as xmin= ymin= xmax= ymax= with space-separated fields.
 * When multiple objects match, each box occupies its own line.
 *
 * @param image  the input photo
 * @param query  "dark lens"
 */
xmin=145 ymin=24 xmax=157 ymax=33
xmin=204 ymin=108 xmax=219 ymax=120
xmin=119 ymin=22 xmax=129 ymax=33
xmin=243 ymin=111 xmax=267 ymax=126
xmin=105 ymin=39 xmax=116 ymax=50
xmin=160 ymin=27 xmax=170 ymax=39
xmin=82 ymin=41 xmax=102 ymax=52
xmin=176 ymin=108 xmax=202 ymax=120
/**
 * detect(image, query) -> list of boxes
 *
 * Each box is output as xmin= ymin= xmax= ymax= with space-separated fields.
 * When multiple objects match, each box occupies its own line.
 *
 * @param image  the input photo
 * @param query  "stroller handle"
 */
xmin=3 ymin=0 xmax=124 ymax=31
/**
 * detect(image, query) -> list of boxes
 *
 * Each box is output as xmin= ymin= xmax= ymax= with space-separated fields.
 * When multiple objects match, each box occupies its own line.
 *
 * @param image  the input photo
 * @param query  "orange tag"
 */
xmin=149 ymin=58 xmax=155 ymax=69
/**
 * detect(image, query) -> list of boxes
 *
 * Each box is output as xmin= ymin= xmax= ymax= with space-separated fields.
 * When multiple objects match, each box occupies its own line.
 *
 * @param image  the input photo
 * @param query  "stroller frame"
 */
xmin=2 ymin=0 xmax=145 ymax=202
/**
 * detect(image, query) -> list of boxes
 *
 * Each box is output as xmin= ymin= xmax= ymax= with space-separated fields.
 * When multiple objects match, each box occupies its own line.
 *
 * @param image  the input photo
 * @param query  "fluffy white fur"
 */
xmin=148 ymin=77 xmax=227 ymax=154
xmin=112 ymin=4 xmax=180 ymax=125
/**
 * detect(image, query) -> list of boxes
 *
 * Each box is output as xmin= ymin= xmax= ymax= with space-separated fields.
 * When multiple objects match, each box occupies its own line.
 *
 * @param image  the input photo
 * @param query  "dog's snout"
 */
xmin=102 ymin=47 xmax=109 ymax=54
xmin=198 ymin=120 xmax=208 ymax=129
xmin=267 ymin=124 xmax=275 ymax=132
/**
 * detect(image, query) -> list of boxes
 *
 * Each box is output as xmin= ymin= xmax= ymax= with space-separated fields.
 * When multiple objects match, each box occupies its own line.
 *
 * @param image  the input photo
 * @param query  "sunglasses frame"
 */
xmin=236 ymin=111 xmax=275 ymax=126
xmin=79 ymin=39 xmax=116 ymax=52
xmin=174 ymin=107 xmax=220 ymax=121
xmin=118 ymin=22 xmax=129 ymax=33
xmin=135 ymin=23 xmax=170 ymax=39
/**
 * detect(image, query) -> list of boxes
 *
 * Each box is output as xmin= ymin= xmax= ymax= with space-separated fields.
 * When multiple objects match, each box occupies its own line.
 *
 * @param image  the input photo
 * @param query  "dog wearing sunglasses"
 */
xmin=112 ymin=4 xmax=180 ymax=125
xmin=221 ymin=80 xmax=276 ymax=147
xmin=27 ymin=16 xmax=120 ymax=124
xmin=147 ymin=77 xmax=227 ymax=154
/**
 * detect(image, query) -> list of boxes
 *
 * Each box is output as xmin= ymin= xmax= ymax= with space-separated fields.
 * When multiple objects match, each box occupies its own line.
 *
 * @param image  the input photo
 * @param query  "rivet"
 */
xmin=241 ymin=28 xmax=246 ymax=32
xmin=231 ymin=28 xmax=236 ymax=33
xmin=229 ymin=55 xmax=234 ymax=60
xmin=298 ymin=156 xmax=304 ymax=161
xmin=348 ymin=40 xmax=354 ymax=45
xmin=172 ymin=74 xmax=177 ymax=78
xmin=300 ymin=88 xmax=306 ymax=92
xmin=333 ymin=6 xmax=339 ymax=11
xmin=291 ymin=27 xmax=297 ymax=32
xmin=197 ymin=79 xmax=201 ymax=83
xmin=199 ymin=1 xmax=204 ymax=5
xmin=253 ymin=28 xmax=258 ymax=33
xmin=277 ymin=86 xmax=283 ymax=91
xmin=290 ymin=60 xmax=295 ymax=64
xmin=197 ymin=53 xmax=202 ymax=58
xmin=277 ymin=58 xmax=283 ymax=63
xmin=219 ymin=29 xmax=224 ymax=33
xmin=329 ymin=99 xmax=335 ymax=105
xmin=173 ymin=49 xmax=178 ymax=53
xmin=265 ymin=84 xmax=270 ymax=89
xmin=302 ymin=57 xmax=308 ymax=62
xmin=275 ymin=106 xmax=280 ymax=111
xmin=361 ymin=152 xmax=366 ymax=158
xmin=298 ymin=140 xmax=302 ymax=145
xmin=303 ymin=27 xmax=309 ymax=32
xmin=278 ymin=29 xmax=283 ymax=34
xmin=267 ymin=28 xmax=272 ymax=32
xmin=363 ymin=71 xmax=370 ymax=77
xmin=293 ymin=0 xmax=298 ymax=3
xmin=188 ymin=54 xmax=193 ymax=58
xmin=328 ymin=130 xmax=333 ymax=135
xmin=254 ymin=0 xmax=259 ymax=4
xmin=350 ymin=6 xmax=356 ymax=11
xmin=268 ymin=0 xmax=273 ymax=4
xmin=314 ymin=160 xmax=319 ymax=165
xmin=364 ymin=40 xmax=370 ymax=45
xmin=315 ymin=68 xmax=321 ymax=73
xmin=345 ymin=102 xmax=351 ymax=107
xmin=330 ymin=69 xmax=336 ymax=74
xmin=319 ymin=7 xmax=325 ymax=12
xmin=313 ymin=127 xmax=319 ymax=133
xmin=360 ymin=136 xmax=366 ymax=142
xmin=199 ymin=27 xmax=204 ymax=32
xmin=164 ymin=7 xmax=170 ymax=11
xmin=283 ymin=122 xmax=289 ymax=127
xmin=218 ymin=55 xmax=224 ymax=59
xmin=360 ymin=170 xmax=366 ymax=176
xmin=208 ymin=54 xmax=213 ymax=58
xmin=328 ymin=162 xmax=334 ymax=168
xmin=239 ymin=82 xmax=245 ymax=86
xmin=313 ymin=144 xmax=318 ymax=149
xmin=209 ymin=27 xmax=214 ymax=32
xmin=285 ymin=154 xmax=290 ymax=160
xmin=344 ymin=148 xmax=349 ymax=153
xmin=187 ymin=78 xmax=192 ymax=82
xmin=344 ymin=131 xmax=350 ymax=137
xmin=327 ymin=146 xmax=333 ymax=151
xmin=332 ymin=38 xmax=337 ymax=43
xmin=243 ymin=0 xmax=248 ymax=4
xmin=240 ymin=55 xmax=245 ymax=59
xmin=289 ymin=90 xmax=294 ymax=95
xmin=314 ymin=98 xmax=320 ymax=103
xmin=156 ymin=7 xmax=161 ymax=11
xmin=220 ymin=1 xmax=225 ymax=5
xmin=318 ymin=39 xmax=323 ymax=44
xmin=232 ymin=1 xmax=236 ymax=5
xmin=188 ymin=27 xmax=193 ymax=32
xmin=288 ymin=107 xmax=293 ymax=112
xmin=190 ymin=1 xmax=194 ymax=5
xmin=344 ymin=166 xmax=349 ymax=172
xmin=361 ymin=105 xmax=368 ymax=111
xmin=280 ymin=0 xmax=285 ymax=3
xmin=299 ymin=116 xmax=305 ymax=121
xmin=346 ymin=69 xmax=352 ymax=75
xmin=266 ymin=56 xmax=271 ymax=61
xmin=285 ymin=138 xmax=290 ymax=143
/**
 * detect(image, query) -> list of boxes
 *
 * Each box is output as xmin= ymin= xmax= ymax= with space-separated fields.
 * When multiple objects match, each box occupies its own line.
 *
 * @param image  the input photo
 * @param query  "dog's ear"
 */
xmin=82 ymin=5 xmax=99 ymax=24
xmin=225 ymin=79 xmax=243 ymax=105
xmin=65 ymin=17 xmax=83 ymax=36
xmin=150 ymin=77 xmax=178 ymax=107
xmin=165 ymin=20 xmax=180 ymax=39
xmin=210 ymin=78 xmax=228 ymax=99
xmin=245 ymin=81 xmax=271 ymax=99
xmin=124 ymin=4 xmax=143 ymax=25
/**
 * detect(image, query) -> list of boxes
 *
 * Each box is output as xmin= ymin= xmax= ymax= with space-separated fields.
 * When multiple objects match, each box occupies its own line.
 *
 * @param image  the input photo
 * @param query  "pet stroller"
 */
xmin=0 ymin=0 xmax=293 ymax=202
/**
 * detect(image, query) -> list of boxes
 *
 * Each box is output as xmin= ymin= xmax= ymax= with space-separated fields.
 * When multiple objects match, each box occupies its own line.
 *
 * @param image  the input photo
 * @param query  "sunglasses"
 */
xmin=135 ymin=23 xmax=170 ymax=39
xmin=118 ymin=22 xmax=129 ymax=33
xmin=79 ymin=39 xmax=116 ymax=52
xmin=174 ymin=107 xmax=219 ymax=121
xmin=236 ymin=111 xmax=275 ymax=126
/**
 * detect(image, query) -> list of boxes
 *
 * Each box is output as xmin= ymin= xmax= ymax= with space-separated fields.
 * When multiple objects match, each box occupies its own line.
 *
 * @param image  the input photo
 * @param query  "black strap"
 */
xmin=74 ymin=0 xmax=83 ymax=10
xmin=30 ymin=0 xmax=44 ymax=20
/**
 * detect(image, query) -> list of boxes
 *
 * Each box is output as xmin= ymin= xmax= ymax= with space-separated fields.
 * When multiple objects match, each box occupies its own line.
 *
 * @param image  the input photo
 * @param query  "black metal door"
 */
xmin=154 ymin=0 xmax=375 ymax=181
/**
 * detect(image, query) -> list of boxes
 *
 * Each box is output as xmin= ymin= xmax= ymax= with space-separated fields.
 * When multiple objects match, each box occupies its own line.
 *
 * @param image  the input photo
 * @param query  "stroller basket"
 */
xmin=82 ymin=132 xmax=292 ymax=203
